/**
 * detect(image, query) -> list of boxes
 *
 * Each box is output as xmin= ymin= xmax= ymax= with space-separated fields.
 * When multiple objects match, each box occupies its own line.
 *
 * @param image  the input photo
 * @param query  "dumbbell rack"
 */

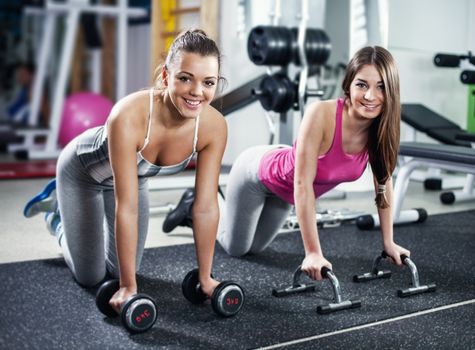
xmin=246 ymin=0 xmax=332 ymax=145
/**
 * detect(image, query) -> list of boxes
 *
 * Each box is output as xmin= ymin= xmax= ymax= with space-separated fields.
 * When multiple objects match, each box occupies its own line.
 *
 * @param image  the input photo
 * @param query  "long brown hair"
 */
xmin=153 ymin=29 xmax=225 ymax=90
xmin=342 ymin=46 xmax=400 ymax=208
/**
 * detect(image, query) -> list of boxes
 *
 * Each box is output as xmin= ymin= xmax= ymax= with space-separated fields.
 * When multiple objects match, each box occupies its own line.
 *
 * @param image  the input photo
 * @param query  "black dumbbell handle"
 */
xmin=381 ymin=250 xmax=409 ymax=263
xmin=298 ymin=265 xmax=333 ymax=279
xmin=321 ymin=266 xmax=331 ymax=278
xmin=461 ymin=70 xmax=475 ymax=85
xmin=434 ymin=54 xmax=460 ymax=67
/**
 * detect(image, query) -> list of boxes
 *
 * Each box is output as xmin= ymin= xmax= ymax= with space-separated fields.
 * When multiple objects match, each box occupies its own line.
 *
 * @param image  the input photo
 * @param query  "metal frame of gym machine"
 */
xmin=8 ymin=0 xmax=147 ymax=159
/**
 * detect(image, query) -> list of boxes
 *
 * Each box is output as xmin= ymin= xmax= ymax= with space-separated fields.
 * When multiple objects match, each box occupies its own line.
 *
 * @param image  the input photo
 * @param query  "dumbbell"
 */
xmin=356 ymin=208 xmax=428 ymax=230
xmin=181 ymin=269 xmax=245 ymax=317
xmin=252 ymin=73 xmax=296 ymax=113
xmin=95 ymin=279 xmax=158 ymax=333
xmin=247 ymin=26 xmax=331 ymax=66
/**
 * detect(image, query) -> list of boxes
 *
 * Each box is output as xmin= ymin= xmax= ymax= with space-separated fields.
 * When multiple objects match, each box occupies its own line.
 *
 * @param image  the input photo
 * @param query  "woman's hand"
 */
xmin=301 ymin=252 xmax=332 ymax=281
xmin=199 ymin=277 xmax=220 ymax=298
xmin=384 ymin=242 xmax=410 ymax=266
xmin=109 ymin=285 xmax=137 ymax=314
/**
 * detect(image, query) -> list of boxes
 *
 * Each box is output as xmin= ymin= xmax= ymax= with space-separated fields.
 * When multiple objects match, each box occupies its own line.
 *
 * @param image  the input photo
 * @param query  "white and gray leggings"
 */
xmin=217 ymin=145 xmax=293 ymax=256
xmin=54 ymin=143 xmax=290 ymax=286
xmin=55 ymin=139 xmax=149 ymax=287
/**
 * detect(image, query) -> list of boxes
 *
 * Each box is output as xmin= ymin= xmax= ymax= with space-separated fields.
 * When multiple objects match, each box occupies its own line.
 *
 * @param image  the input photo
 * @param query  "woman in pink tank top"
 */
xmin=289 ymin=46 xmax=409 ymax=280
xmin=165 ymin=46 xmax=410 ymax=283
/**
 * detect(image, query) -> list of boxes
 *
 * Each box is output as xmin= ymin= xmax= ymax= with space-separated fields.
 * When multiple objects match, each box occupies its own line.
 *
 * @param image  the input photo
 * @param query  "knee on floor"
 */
xmin=74 ymin=271 xmax=108 ymax=288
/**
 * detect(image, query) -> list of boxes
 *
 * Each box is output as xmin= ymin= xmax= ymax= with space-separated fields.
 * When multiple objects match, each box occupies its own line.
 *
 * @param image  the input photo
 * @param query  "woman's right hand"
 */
xmin=301 ymin=252 xmax=332 ymax=281
xmin=109 ymin=285 xmax=137 ymax=314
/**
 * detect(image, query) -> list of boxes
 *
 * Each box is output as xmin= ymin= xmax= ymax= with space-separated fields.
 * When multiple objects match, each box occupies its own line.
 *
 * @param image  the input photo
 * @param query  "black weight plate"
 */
xmin=121 ymin=294 xmax=158 ymax=333
xmin=95 ymin=279 xmax=120 ymax=318
xmin=211 ymin=281 xmax=244 ymax=317
xmin=181 ymin=269 xmax=207 ymax=304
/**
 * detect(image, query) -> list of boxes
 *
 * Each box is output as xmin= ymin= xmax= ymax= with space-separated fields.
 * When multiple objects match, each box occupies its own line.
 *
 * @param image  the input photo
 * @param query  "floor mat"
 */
xmin=1 ymin=210 xmax=474 ymax=349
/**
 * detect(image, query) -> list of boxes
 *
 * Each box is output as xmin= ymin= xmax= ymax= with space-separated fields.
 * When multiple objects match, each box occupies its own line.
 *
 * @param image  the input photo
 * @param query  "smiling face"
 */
xmin=348 ymin=64 xmax=385 ymax=120
xmin=163 ymin=51 xmax=219 ymax=119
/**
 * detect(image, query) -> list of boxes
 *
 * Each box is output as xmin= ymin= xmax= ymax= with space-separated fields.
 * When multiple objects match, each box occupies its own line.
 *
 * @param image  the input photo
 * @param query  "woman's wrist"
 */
xmin=119 ymin=272 xmax=137 ymax=290
xmin=305 ymin=248 xmax=323 ymax=256
xmin=382 ymin=239 xmax=395 ymax=250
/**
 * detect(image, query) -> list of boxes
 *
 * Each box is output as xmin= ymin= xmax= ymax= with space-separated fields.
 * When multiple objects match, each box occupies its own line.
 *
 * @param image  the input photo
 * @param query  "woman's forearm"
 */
xmin=115 ymin=210 xmax=139 ymax=289
xmin=377 ymin=178 xmax=395 ymax=247
xmin=295 ymin=187 xmax=322 ymax=255
xmin=378 ymin=206 xmax=395 ymax=247
xmin=192 ymin=207 xmax=219 ymax=282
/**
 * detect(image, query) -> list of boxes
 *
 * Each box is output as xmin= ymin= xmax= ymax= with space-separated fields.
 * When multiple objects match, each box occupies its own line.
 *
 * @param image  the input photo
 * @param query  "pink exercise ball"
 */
xmin=58 ymin=92 xmax=113 ymax=147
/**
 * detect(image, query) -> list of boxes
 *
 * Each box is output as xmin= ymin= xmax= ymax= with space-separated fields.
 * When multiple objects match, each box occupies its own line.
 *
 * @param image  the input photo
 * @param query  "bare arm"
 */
xmin=193 ymin=111 xmax=227 ymax=296
xmin=375 ymin=176 xmax=410 ymax=265
xmin=294 ymin=101 xmax=332 ymax=280
xmin=107 ymin=102 xmax=142 ymax=309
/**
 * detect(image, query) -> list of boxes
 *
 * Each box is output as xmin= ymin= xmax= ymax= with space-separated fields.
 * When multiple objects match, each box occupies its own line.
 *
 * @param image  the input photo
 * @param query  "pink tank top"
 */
xmin=258 ymin=98 xmax=369 ymax=204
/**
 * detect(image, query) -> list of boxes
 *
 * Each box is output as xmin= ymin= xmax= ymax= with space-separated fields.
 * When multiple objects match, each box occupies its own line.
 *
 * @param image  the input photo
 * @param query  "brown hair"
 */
xmin=342 ymin=46 xmax=401 ymax=208
xmin=153 ymin=29 xmax=225 ymax=90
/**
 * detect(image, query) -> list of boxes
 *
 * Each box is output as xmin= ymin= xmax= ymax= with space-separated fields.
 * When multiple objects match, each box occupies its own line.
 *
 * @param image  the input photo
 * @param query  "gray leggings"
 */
xmin=56 ymin=139 xmax=149 ymax=287
xmin=217 ymin=145 xmax=292 ymax=256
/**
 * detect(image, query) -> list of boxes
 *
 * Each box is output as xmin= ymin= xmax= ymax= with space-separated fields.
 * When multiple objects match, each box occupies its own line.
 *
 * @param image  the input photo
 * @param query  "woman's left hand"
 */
xmin=383 ymin=242 xmax=410 ymax=266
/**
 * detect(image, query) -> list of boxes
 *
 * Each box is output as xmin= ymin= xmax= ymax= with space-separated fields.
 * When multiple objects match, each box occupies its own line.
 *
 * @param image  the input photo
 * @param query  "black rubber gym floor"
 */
xmin=1 ymin=210 xmax=474 ymax=349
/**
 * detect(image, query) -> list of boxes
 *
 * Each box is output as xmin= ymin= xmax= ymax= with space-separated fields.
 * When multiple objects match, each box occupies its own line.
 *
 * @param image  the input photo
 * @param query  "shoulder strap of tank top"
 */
xmin=192 ymin=115 xmax=200 ymax=153
xmin=333 ymin=97 xmax=344 ymax=148
xmin=138 ymin=88 xmax=154 ymax=152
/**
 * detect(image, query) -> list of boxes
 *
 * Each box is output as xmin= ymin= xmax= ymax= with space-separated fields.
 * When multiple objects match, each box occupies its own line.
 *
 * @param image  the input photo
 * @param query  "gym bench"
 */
xmin=357 ymin=140 xmax=475 ymax=229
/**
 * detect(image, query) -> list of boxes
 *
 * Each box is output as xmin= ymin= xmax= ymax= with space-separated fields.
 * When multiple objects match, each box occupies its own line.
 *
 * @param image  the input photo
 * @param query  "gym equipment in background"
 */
xmin=399 ymin=52 xmax=474 ymax=194
xmin=7 ymin=1 xmax=147 ymax=159
xmin=356 ymin=208 xmax=427 ymax=230
xmin=246 ymin=0 xmax=332 ymax=144
xmin=400 ymin=104 xmax=471 ymax=189
xmin=95 ymin=279 xmax=158 ymax=333
xmin=356 ymin=140 xmax=475 ymax=229
xmin=283 ymin=208 xmax=366 ymax=230
xmin=431 ymin=51 xmax=475 ymax=204
xmin=353 ymin=251 xmax=437 ymax=298
xmin=181 ymin=269 xmax=245 ymax=317
xmin=272 ymin=265 xmax=361 ymax=314
xmin=247 ymin=26 xmax=331 ymax=67
xmin=58 ymin=92 xmax=112 ymax=147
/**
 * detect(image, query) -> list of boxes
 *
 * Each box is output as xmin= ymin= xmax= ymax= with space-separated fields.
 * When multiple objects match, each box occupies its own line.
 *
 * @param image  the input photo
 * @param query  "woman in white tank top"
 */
xmin=23 ymin=30 xmax=230 ymax=316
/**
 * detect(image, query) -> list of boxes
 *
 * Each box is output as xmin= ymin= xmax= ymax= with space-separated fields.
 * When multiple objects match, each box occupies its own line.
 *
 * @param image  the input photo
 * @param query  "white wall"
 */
xmin=388 ymin=0 xmax=474 ymax=132
xmin=127 ymin=24 xmax=151 ymax=93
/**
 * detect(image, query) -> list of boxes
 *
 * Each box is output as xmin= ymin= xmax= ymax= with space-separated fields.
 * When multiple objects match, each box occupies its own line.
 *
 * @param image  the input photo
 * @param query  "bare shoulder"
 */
xmin=306 ymin=99 xmax=337 ymax=116
xmin=303 ymin=99 xmax=337 ymax=126
xmin=106 ymin=90 xmax=150 ymax=146
xmin=108 ymin=89 xmax=149 ymax=125
xmin=196 ymin=104 xmax=227 ymax=150
xmin=199 ymin=104 xmax=227 ymax=135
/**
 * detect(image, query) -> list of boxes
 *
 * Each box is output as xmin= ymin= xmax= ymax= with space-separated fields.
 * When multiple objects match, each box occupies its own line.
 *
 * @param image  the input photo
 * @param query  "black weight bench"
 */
xmin=402 ymin=104 xmax=470 ymax=147
xmin=401 ymin=104 xmax=475 ymax=204
xmin=357 ymin=141 xmax=475 ymax=229
xmin=395 ymin=141 xmax=475 ymax=214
